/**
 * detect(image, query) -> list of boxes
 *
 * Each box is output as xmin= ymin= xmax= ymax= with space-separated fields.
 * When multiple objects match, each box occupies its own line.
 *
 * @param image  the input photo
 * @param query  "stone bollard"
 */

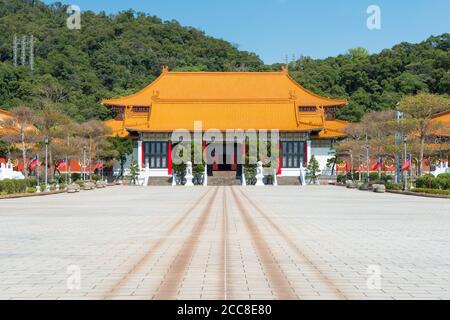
xmin=185 ymin=161 xmax=194 ymax=187
xmin=36 ymin=185 xmax=41 ymax=193
xmin=273 ymin=169 xmax=278 ymax=186
xmin=373 ymin=184 xmax=386 ymax=193
xmin=203 ymin=166 xmax=208 ymax=186
xmin=345 ymin=180 xmax=356 ymax=189
xmin=67 ymin=184 xmax=80 ymax=193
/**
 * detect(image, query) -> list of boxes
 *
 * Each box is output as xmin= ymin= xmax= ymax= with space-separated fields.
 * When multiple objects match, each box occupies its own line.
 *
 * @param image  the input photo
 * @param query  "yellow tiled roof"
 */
xmin=102 ymin=69 xmax=349 ymax=137
xmin=103 ymin=119 xmax=129 ymax=137
xmin=432 ymin=110 xmax=450 ymax=136
xmin=103 ymin=70 xmax=347 ymax=107
xmin=318 ymin=120 xmax=349 ymax=138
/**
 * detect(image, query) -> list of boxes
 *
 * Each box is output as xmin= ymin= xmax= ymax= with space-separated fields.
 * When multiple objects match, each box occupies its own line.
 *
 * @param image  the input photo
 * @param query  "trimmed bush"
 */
xmin=337 ymin=174 xmax=347 ymax=184
xmin=415 ymin=174 xmax=446 ymax=190
xmin=0 ymin=178 xmax=37 ymax=195
xmin=385 ymin=181 xmax=402 ymax=190
xmin=26 ymin=187 xmax=36 ymax=193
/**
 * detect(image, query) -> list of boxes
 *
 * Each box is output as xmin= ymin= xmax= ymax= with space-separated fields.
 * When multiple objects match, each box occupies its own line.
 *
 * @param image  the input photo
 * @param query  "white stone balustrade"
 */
xmin=0 ymin=162 xmax=25 ymax=181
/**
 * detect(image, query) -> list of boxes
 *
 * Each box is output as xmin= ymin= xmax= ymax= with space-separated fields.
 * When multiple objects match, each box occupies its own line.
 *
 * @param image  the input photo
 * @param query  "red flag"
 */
xmin=402 ymin=155 xmax=411 ymax=171
xmin=29 ymin=155 xmax=40 ymax=171
xmin=94 ymin=162 xmax=104 ymax=171
xmin=370 ymin=158 xmax=383 ymax=171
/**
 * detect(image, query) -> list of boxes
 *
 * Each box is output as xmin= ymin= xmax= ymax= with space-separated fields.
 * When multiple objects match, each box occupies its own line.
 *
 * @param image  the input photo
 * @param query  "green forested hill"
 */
xmin=0 ymin=0 xmax=448 ymax=122
xmin=0 ymin=0 xmax=265 ymax=120
xmin=287 ymin=36 xmax=450 ymax=121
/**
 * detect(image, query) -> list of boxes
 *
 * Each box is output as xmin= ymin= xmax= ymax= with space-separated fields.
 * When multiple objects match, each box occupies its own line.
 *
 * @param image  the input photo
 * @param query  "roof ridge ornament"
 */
xmin=289 ymin=90 xmax=297 ymax=100
xmin=162 ymin=65 xmax=169 ymax=74
xmin=152 ymin=90 xmax=160 ymax=101
xmin=281 ymin=65 xmax=288 ymax=74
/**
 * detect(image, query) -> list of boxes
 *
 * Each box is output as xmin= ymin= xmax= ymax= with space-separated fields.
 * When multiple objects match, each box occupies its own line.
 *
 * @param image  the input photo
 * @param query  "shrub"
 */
xmin=436 ymin=173 xmax=450 ymax=190
xmin=337 ymin=174 xmax=347 ymax=183
xmin=172 ymin=162 xmax=187 ymax=185
xmin=71 ymin=173 xmax=81 ymax=182
xmin=369 ymin=172 xmax=379 ymax=182
xmin=385 ymin=181 xmax=402 ymax=190
xmin=91 ymin=174 xmax=102 ymax=182
xmin=0 ymin=178 xmax=36 ymax=194
xmin=26 ymin=187 xmax=36 ymax=193
xmin=244 ymin=165 xmax=257 ymax=185
xmin=193 ymin=163 xmax=205 ymax=185
xmin=415 ymin=174 xmax=440 ymax=189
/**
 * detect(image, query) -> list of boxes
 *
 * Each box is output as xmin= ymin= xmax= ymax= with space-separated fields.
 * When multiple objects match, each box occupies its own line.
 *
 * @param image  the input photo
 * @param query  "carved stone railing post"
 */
xmin=255 ymin=161 xmax=264 ymax=186
xmin=185 ymin=161 xmax=194 ymax=187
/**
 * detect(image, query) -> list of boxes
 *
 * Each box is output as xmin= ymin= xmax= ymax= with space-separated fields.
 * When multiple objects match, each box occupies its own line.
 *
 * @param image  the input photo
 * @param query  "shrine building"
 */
xmin=102 ymin=66 xmax=349 ymax=179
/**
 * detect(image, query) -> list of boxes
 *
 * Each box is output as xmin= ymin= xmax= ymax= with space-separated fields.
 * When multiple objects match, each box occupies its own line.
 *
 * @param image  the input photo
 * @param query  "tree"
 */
xmin=128 ymin=158 xmax=140 ymax=185
xmin=79 ymin=120 xmax=112 ymax=179
xmin=104 ymin=136 xmax=133 ymax=178
xmin=306 ymin=155 xmax=321 ymax=184
xmin=34 ymin=104 xmax=71 ymax=182
xmin=0 ymin=106 xmax=40 ymax=177
xmin=398 ymin=93 xmax=449 ymax=176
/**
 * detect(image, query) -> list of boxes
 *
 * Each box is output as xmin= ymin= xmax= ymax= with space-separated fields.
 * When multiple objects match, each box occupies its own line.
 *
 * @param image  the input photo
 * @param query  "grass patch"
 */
xmin=412 ymin=188 xmax=450 ymax=196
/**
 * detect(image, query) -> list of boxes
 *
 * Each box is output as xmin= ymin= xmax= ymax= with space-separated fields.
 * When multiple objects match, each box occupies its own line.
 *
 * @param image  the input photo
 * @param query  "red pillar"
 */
xmin=141 ymin=142 xmax=145 ymax=168
xmin=168 ymin=141 xmax=172 ymax=175
xmin=304 ymin=141 xmax=308 ymax=166
xmin=277 ymin=141 xmax=282 ymax=175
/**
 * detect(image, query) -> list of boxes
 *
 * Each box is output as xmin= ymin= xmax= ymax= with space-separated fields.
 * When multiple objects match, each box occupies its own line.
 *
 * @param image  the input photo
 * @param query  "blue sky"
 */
xmin=44 ymin=0 xmax=450 ymax=64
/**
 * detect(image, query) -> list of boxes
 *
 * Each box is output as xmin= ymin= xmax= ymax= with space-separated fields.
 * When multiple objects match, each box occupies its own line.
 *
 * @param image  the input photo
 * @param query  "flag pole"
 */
xmin=409 ymin=154 xmax=413 ymax=190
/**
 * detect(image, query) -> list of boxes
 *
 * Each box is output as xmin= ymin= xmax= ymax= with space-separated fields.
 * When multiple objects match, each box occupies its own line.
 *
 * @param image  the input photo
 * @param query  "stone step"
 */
xmin=208 ymin=176 xmax=241 ymax=186
xmin=147 ymin=176 xmax=173 ymax=186
xmin=212 ymin=171 xmax=238 ymax=178
xmin=277 ymin=176 xmax=301 ymax=185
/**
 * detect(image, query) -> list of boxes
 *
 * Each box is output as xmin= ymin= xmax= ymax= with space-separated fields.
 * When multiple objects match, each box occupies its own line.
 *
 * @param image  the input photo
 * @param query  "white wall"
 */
xmin=311 ymin=146 xmax=333 ymax=171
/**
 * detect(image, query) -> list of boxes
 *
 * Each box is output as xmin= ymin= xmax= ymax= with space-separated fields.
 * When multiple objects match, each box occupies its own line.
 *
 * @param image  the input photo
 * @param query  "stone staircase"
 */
xmin=277 ymin=176 xmax=301 ymax=185
xmin=208 ymin=171 xmax=241 ymax=186
xmin=147 ymin=176 xmax=173 ymax=186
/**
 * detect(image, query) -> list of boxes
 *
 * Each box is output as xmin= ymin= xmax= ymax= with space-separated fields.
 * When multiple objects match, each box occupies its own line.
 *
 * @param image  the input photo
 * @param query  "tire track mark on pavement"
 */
xmin=221 ymin=187 xmax=230 ymax=300
xmin=154 ymin=187 xmax=220 ymax=299
xmin=236 ymin=187 xmax=346 ymax=299
xmin=104 ymin=188 xmax=213 ymax=299
xmin=229 ymin=187 xmax=298 ymax=300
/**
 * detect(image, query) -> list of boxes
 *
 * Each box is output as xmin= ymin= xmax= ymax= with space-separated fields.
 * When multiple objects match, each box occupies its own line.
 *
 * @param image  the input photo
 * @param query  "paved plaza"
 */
xmin=0 ymin=186 xmax=449 ymax=300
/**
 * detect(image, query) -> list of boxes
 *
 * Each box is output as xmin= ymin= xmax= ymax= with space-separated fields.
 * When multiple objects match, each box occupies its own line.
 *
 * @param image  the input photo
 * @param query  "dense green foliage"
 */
xmin=0 ymin=0 xmax=448 ymax=123
xmin=0 ymin=177 xmax=37 ymax=195
xmin=0 ymin=0 xmax=264 ymax=121
xmin=286 ymin=38 xmax=450 ymax=121
xmin=306 ymin=155 xmax=320 ymax=183
xmin=415 ymin=173 xmax=450 ymax=190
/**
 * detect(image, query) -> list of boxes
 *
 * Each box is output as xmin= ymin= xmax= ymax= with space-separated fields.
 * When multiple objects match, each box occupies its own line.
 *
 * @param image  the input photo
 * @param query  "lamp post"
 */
xmin=83 ymin=146 xmax=87 ymax=181
xmin=44 ymin=136 xmax=49 ymax=192
xmin=365 ymin=134 xmax=370 ymax=183
xmin=395 ymin=108 xmax=403 ymax=184
xmin=403 ymin=135 xmax=408 ymax=191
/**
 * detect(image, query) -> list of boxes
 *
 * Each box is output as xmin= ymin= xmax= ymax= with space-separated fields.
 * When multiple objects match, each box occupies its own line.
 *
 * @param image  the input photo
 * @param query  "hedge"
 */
xmin=412 ymin=188 xmax=450 ymax=196
xmin=415 ymin=174 xmax=450 ymax=190
xmin=0 ymin=178 xmax=37 ymax=195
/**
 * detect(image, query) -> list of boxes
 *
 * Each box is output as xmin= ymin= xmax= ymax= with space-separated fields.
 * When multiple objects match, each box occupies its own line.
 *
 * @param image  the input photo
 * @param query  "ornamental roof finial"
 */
xmin=281 ymin=65 xmax=288 ymax=74
xmin=162 ymin=65 xmax=169 ymax=74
